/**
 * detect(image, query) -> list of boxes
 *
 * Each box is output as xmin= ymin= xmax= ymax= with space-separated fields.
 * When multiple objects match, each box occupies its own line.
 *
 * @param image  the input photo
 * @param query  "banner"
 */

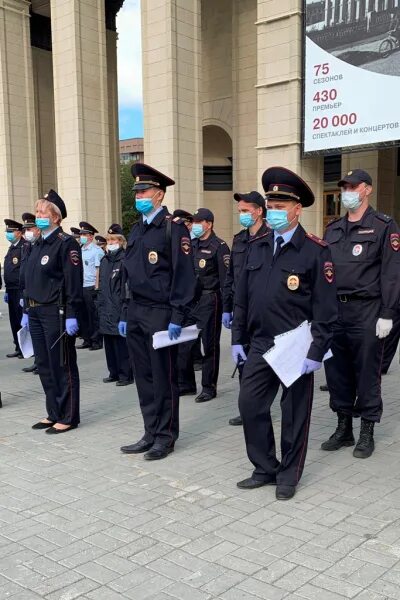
xmin=303 ymin=0 xmax=400 ymax=155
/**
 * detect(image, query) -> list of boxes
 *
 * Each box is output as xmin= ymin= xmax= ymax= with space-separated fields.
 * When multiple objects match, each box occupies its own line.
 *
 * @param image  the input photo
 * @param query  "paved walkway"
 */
xmin=0 ymin=300 xmax=400 ymax=600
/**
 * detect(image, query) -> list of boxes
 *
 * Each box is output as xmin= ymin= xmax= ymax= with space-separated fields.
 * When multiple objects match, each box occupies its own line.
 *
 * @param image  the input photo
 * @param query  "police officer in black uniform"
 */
xmin=232 ymin=167 xmax=337 ymax=500
xmin=24 ymin=190 xmax=83 ymax=433
xmin=70 ymin=227 xmax=81 ymax=241
xmin=119 ymin=163 xmax=196 ymax=460
xmin=3 ymin=219 xmax=28 ymax=358
xmin=20 ymin=213 xmax=40 ymax=374
xmin=95 ymin=235 xmax=107 ymax=251
xmin=322 ymin=169 xmax=400 ymax=458
xmin=222 ymin=191 xmax=268 ymax=426
xmin=178 ymin=208 xmax=230 ymax=403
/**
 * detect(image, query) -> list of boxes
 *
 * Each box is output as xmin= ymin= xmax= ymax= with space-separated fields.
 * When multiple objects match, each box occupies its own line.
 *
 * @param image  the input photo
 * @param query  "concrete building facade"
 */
xmin=0 ymin=0 xmax=124 ymax=258
xmin=141 ymin=0 xmax=400 ymax=243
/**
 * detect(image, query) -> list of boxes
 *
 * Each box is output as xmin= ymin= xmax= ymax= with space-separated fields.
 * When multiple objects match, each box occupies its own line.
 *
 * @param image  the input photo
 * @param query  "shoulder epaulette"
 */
xmin=249 ymin=231 xmax=270 ymax=243
xmin=374 ymin=212 xmax=392 ymax=223
xmin=326 ymin=216 xmax=341 ymax=227
xmin=57 ymin=232 xmax=70 ymax=242
xmin=306 ymin=232 xmax=328 ymax=247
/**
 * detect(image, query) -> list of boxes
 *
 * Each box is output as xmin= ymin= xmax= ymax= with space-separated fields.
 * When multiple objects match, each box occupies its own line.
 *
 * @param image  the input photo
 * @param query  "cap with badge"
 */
xmin=21 ymin=213 xmax=36 ymax=229
xmin=131 ymin=162 xmax=175 ymax=192
xmin=70 ymin=227 xmax=81 ymax=236
xmin=79 ymin=222 xmax=98 ymax=235
xmin=338 ymin=169 xmax=372 ymax=187
xmin=173 ymin=209 xmax=193 ymax=222
xmin=107 ymin=223 xmax=123 ymax=235
xmin=44 ymin=189 xmax=67 ymax=219
xmin=262 ymin=166 xmax=315 ymax=208
xmin=192 ymin=208 xmax=214 ymax=222
xmin=4 ymin=219 xmax=23 ymax=232
xmin=95 ymin=235 xmax=107 ymax=245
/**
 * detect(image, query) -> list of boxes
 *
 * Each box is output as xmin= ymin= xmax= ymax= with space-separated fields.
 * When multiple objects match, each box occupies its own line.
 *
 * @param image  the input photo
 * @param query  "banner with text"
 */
xmin=303 ymin=1 xmax=400 ymax=154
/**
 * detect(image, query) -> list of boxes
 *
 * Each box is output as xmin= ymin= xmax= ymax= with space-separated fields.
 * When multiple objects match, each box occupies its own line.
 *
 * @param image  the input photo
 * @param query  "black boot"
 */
xmin=353 ymin=419 xmax=375 ymax=459
xmin=321 ymin=412 xmax=354 ymax=451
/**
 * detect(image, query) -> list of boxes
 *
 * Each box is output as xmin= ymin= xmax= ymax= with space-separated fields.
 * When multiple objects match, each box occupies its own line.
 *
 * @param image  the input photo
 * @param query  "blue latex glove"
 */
xmin=168 ymin=323 xmax=182 ymax=340
xmin=232 ymin=344 xmax=247 ymax=364
xmin=118 ymin=321 xmax=127 ymax=337
xmin=19 ymin=298 xmax=24 ymax=308
xmin=301 ymin=358 xmax=322 ymax=375
xmin=21 ymin=313 xmax=29 ymax=330
xmin=4 ymin=293 xmax=8 ymax=303
xmin=222 ymin=312 xmax=233 ymax=329
xmin=66 ymin=318 xmax=79 ymax=336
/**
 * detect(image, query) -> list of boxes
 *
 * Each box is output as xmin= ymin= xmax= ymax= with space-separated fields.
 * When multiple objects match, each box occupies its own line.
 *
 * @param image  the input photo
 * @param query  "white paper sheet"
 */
xmin=263 ymin=321 xmax=332 ymax=387
xmin=17 ymin=326 xmax=34 ymax=359
xmin=153 ymin=325 xmax=200 ymax=350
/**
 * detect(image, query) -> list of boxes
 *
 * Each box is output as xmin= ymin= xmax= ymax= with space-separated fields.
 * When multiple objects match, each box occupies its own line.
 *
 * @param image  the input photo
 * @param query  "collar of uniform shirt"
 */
xmin=82 ymin=241 xmax=96 ymax=251
xmin=274 ymin=224 xmax=298 ymax=252
xmin=143 ymin=205 xmax=164 ymax=224
xmin=42 ymin=226 xmax=60 ymax=240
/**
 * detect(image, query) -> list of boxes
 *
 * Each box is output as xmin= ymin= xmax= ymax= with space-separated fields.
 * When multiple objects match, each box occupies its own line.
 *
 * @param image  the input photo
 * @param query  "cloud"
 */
xmin=117 ymin=0 xmax=142 ymax=109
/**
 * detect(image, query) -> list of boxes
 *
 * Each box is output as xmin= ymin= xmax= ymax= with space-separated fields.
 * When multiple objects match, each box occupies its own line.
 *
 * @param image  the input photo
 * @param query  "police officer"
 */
xmin=3 ymin=219 xmax=28 ymax=358
xmin=322 ymin=169 xmax=400 ymax=458
xmin=173 ymin=209 xmax=194 ymax=232
xmin=119 ymin=163 xmax=196 ymax=460
xmin=76 ymin=222 xmax=104 ymax=350
xmin=178 ymin=208 xmax=230 ymax=402
xmin=222 ymin=191 xmax=268 ymax=426
xmin=23 ymin=190 xmax=83 ymax=433
xmin=70 ymin=227 xmax=81 ymax=241
xmin=95 ymin=235 xmax=107 ymax=251
xmin=232 ymin=167 xmax=337 ymax=500
xmin=20 ymin=213 xmax=41 ymax=374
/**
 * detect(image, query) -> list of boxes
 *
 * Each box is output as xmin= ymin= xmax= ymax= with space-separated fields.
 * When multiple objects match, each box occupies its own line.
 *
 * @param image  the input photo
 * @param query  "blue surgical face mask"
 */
xmin=341 ymin=191 xmax=362 ymax=211
xmin=191 ymin=224 xmax=204 ymax=238
xmin=35 ymin=217 xmax=50 ymax=230
xmin=239 ymin=213 xmax=256 ymax=229
xmin=266 ymin=208 xmax=297 ymax=232
xmin=135 ymin=197 xmax=154 ymax=215
xmin=190 ymin=230 xmax=196 ymax=240
xmin=6 ymin=232 xmax=16 ymax=243
xmin=80 ymin=236 xmax=88 ymax=245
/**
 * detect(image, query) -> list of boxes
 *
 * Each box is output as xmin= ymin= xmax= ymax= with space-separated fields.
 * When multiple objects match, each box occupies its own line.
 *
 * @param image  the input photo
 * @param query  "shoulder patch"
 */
xmin=375 ymin=212 xmax=392 ymax=223
xmin=172 ymin=216 xmax=183 ymax=224
xmin=306 ymin=232 xmax=328 ymax=247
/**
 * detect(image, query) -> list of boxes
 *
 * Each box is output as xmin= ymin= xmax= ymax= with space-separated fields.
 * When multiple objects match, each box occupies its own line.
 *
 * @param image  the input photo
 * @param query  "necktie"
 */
xmin=274 ymin=235 xmax=284 ymax=261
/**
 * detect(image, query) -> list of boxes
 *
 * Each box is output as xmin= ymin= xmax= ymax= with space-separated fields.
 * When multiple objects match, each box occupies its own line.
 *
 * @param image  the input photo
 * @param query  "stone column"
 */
xmin=256 ymin=0 xmax=324 ymax=235
xmin=0 ymin=0 xmax=38 ymax=251
xmin=50 ymin=0 xmax=117 ymax=231
xmin=141 ymin=0 xmax=202 ymax=214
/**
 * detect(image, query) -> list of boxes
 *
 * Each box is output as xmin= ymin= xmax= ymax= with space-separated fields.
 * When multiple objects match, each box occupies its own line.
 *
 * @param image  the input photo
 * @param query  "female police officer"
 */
xmin=23 ymin=190 xmax=83 ymax=433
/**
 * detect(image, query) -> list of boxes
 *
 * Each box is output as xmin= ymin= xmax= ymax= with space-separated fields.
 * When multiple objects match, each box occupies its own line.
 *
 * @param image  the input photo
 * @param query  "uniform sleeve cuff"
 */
xmin=307 ymin=345 xmax=325 ymax=362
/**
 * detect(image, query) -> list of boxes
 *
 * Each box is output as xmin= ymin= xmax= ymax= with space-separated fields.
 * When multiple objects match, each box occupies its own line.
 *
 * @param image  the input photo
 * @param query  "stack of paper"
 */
xmin=263 ymin=321 xmax=332 ymax=387
xmin=153 ymin=325 xmax=200 ymax=350
xmin=17 ymin=326 xmax=34 ymax=359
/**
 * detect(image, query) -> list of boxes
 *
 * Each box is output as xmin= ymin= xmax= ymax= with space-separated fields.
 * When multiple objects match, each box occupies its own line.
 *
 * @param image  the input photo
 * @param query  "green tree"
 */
xmin=120 ymin=162 xmax=138 ymax=236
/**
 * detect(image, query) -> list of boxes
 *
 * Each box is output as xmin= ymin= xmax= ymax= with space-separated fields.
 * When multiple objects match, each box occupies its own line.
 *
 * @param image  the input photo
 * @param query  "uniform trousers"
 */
xmin=29 ymin=305 xmax=80 ymax=425
xmin=239 ymin=347 xmax=314 ymax=486
xmin=178 ymin=292 xmax=222 ymax=394
xmin=126 ymin=301 xmax=179 ymax=448
xmin=103 ymin=334 xmax=133 ymax=382
xmin=381 ymin=312 xmax=400 ymax=374
xmin=325 ymin=298 xmax=384 ymax=422
xmin=81 ymin=287 xmax=102 ymax=347
xmin=6 ymin=288 xmax=22 ymax=351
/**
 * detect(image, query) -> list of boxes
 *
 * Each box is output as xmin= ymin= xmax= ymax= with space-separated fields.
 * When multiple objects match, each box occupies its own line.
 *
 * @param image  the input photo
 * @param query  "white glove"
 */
xmin=376 ymin=318 xmax=393 ymax=339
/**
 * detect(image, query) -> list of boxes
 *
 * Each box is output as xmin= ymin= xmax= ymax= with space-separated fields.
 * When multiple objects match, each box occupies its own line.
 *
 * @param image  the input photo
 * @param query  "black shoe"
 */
xmin=321 ymin=412 xmax=355 ymax=451
xmin=179 ymin=388 xmax=197 ymax=396
xmin=237 ymin=477 xmax=276 ymax=489
xmin=116 ymin=380 xmax=134 ymax=386
xmin=46 ymin=424 xmax=78 ymax=435
xmin=353 ymin=419 xmax=375 ymax=459
xmin=33 ymin=368 xmax=39 ymax=375
xmin=22 ymin=364 xmax=37 ymax=373
xmin=120 ymin=439 xmax=153 ymax=454
xmin=319 ymin=384 xmax=329 ymax=392
xmin=276 ymin=485 xmax=296 ymax=500
xmin=76 ymin=342 xmax=91 ymax=349
xmin=32 ymin=420 xmax=55 ymax=430
xmin=195 ymin=390 xmax=217 ymax=403
xmin=6 ymin=351 xmax=22 ymax=358
xmin=144 ymin=446 xmax=174 ymax=461
xmin=103 ymin=377 xmax=118 ymax=383
xmin=89 ymin=345 xmax=102 ymax=351
xmin=229 ymin=415 xmax=242 ymax=426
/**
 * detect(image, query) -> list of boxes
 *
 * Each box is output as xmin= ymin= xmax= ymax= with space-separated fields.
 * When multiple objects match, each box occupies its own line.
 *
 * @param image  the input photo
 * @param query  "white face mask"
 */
xmin=24 ymin=231 xmax=37 ymax=243
xmin=341 ymin=191 xmax=362 ymax=212
xmin=107 ymin=243 xmax=119 ymax=253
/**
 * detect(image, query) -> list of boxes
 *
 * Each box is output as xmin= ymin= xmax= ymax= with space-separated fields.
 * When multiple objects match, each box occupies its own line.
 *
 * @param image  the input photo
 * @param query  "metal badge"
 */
xmin=199 ymin=258 xmax=206 ymax=268
xmin=287 ymin=275 xmax=299 ymax=291
xmin=148 ymin=251 xmax=158 ymax=264
xmin=12 ymin=257 xmax=18 ymax=265
xmin=352 ymin=244 xmax=363 ymax=257
xmin=40 ymin=255 xmax=49 ymax=265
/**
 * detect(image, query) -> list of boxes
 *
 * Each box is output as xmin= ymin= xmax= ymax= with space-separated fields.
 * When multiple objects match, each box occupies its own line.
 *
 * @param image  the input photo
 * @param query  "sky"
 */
xmin=117 ymin=0 xmax=143 ymax=140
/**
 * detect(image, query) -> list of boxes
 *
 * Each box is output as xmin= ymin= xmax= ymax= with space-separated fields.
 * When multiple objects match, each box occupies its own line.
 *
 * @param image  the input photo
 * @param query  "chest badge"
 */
xmin=148 ymin=251 xmax=158 ymax=264
xmin=12 ymin=257 xmax=18 ymax=265
xmin=41 ymin=255 xmax=49 ymax=265
xmin=352 ymin=244 xmax=363 ymax=257
xmin=287 ymin=275 xmax=299 ymax=291
xmin=199 ymin=258 xmax=206 ymax=268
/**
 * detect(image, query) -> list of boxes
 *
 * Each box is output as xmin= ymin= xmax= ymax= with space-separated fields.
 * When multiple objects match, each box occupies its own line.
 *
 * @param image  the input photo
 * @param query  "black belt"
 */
xmin=337 ymin=294 xmax=376 ymax=303
xmin=28 ymin=299 xmax=58 ymax=307
xmin=201 ymin=289 xmax=218 ymax=296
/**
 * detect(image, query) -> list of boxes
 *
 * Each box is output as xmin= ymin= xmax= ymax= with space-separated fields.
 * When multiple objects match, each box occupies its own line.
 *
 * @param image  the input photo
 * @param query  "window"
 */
xmin=203 ymin=166 xmax=233 ymax=191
